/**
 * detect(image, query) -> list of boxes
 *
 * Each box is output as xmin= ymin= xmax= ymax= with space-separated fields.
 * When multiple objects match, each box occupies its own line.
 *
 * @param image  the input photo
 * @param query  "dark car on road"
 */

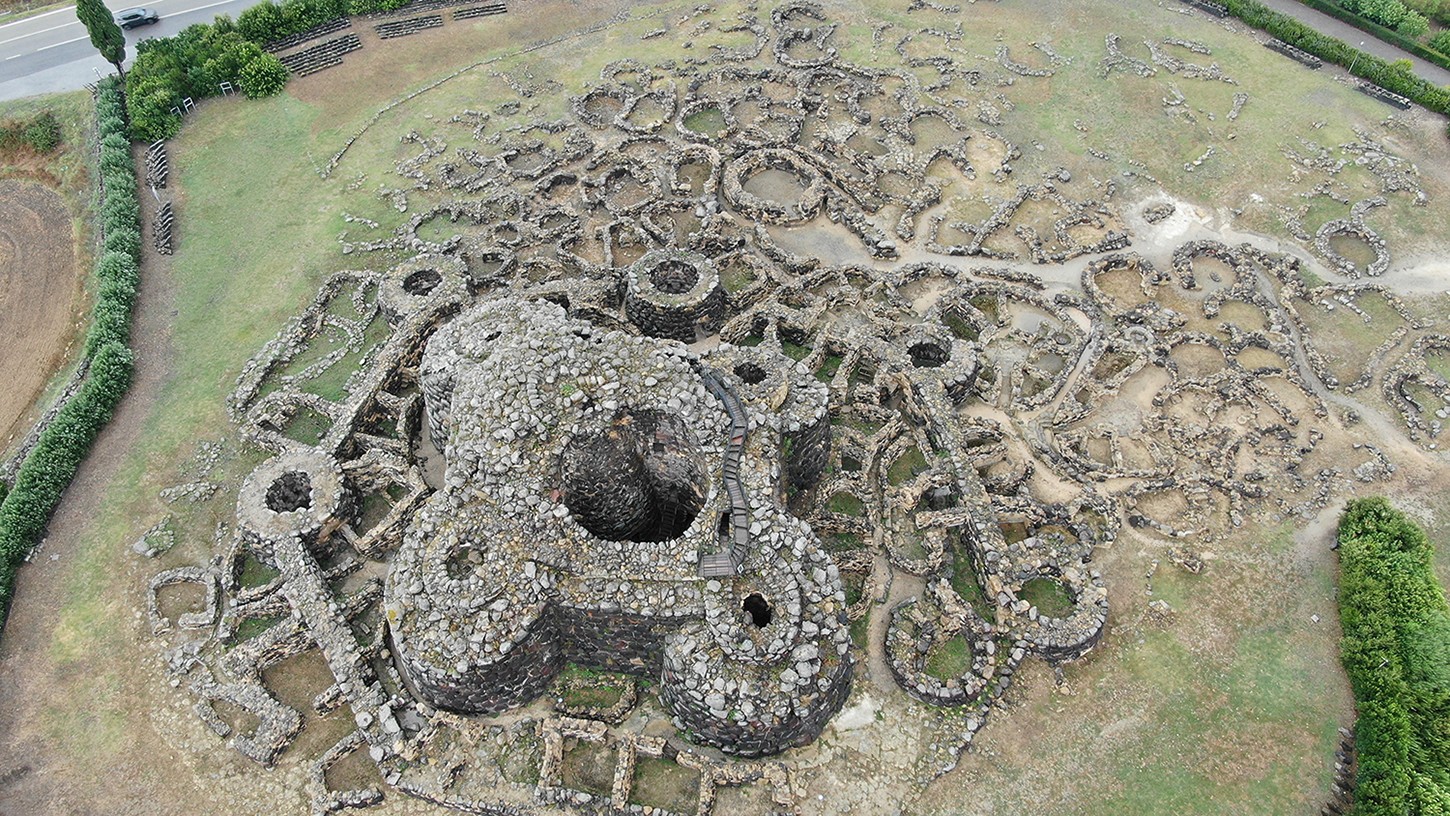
xmin=113 ymin=7 xmax=160 ymax=29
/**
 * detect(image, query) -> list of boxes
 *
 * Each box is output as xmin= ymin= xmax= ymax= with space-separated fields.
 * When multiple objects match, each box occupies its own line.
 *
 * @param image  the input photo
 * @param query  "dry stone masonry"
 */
xmin=142 ymin=2 xmax=1434 ymax=813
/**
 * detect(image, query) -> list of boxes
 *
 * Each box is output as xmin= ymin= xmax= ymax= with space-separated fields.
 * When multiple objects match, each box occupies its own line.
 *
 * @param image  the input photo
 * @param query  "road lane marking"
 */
xmin=36 ymin=34 xmax=87 ymax=51
xmin=0 ymin=19 xmax=80 ymax=45
xmin=171 ymin=0 xmax=245 ymax=17
xmin=0 ymin=6 xmax=76 ymax=33
xmin=2 ymin=0 xmax=240 ymax=48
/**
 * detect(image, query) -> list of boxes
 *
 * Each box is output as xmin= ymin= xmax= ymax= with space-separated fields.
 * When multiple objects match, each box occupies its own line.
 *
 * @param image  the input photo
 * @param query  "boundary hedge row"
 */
xmin=1222 ymin=0 xmax=1450 ymax=117
xmin=1296 ymin=0 xmax=1450 ymax=72
xmin=0 ymin=77 xmax=137 ymax=629
xmin=1337 ymin=497 xmax=1450 ymax=815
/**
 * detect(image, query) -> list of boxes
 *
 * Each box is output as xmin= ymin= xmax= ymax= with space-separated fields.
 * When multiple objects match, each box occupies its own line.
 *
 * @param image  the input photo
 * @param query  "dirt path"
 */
xmin=0 ymin=179 xmax=84 ymax=450
xmin=0 ymin=167 xmax=213 ymax=814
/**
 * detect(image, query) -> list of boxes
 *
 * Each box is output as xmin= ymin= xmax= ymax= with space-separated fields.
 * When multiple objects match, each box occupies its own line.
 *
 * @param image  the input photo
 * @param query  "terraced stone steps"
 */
xmin=375 ymin=14 xmax=443 ymax=39
xmin=263 ymin=17 xmax=351 ymax=53
xmin=453 ymin=2 xmax=507 ymax=20
xmin=278 ymin=33 xmax=363 ymax=77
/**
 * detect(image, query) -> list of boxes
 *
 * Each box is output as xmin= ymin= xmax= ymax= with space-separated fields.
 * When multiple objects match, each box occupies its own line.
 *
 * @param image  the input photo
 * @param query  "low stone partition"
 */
xmin=1264 ymin=38 xmax=1323 ymax=69
xmin=1179 ymin=0 xmax=1228 ymax=16
xmin=1355 ymin=81 xmax=1411 ymax=110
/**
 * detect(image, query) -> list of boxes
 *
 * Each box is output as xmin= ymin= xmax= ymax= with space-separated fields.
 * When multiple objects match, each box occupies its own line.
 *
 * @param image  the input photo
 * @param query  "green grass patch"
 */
xmin=949 ymin=552 xmax=995 ymax=621
xmin=925 ymin=635 xmax=972 ymax=680
xmin=721 ymin=261 xmax=757 ymax=293
xmin=630 ymin=756 xmax=700 ymax=813
xmin=886 ymin=447 xmax=929 ymax=486
xmin=1019 ymin=577 xmax=1075 ymax=618
xmin=831 ymin=413 xmax=883 ymax=436
xmin=239 ymin=554 xmax=280 ymax=588
xmin=782 ymin=340 xmax=812 ymax=361
xmin=561 ymin=684 xmax=622 ymax=709
xmin=233 ymin=615 xmax=282 ymax=644
xmin=816 ymin=354 xmax=844 ymax=383
xmin=850 ymin=611 xmax=871 ymax=652
xmin=827 ymin=492 xmax=866 ymax=516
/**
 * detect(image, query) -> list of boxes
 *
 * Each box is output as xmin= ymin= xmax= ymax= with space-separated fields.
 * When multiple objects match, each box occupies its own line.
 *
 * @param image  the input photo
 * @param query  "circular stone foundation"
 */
xmin=624 ymin=249 xmax=725 ymax=342
xmin=236 ymin=447 xmax=347 ymax=566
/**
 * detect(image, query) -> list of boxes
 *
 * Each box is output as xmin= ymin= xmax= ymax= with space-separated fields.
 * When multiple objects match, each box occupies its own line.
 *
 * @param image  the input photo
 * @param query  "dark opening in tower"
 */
xmin=560 ymin=410 xmax=707 ymax=543
xmin=743 ymin=593 xmax=772 ymax=628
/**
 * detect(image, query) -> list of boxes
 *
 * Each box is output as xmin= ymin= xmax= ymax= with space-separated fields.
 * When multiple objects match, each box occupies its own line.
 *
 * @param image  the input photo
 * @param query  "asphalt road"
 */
xmin=0 ymin=0 xmax=264 ymax=101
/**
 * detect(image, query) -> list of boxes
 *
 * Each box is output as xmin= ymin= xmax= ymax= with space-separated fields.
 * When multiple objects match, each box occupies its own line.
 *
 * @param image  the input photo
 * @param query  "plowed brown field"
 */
xmin=0 ymin=179 xmax=81 ymax=449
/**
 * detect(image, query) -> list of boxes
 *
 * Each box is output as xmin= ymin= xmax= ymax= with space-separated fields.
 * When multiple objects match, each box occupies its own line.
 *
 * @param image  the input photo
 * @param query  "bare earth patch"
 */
xmin=0 ymin=179 xmax=83 ymax=449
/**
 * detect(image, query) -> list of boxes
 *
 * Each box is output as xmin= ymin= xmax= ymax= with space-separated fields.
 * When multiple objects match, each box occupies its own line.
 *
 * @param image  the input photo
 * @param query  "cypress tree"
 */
xmin=75 ymin=0 xmax=127 ymax=78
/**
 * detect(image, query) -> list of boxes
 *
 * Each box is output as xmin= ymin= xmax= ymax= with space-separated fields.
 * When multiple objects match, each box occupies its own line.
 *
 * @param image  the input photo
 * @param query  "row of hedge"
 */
xmin=1336 ymin=497 xmax=1450 ymax=815
xmin=235 ymin=0 xmax=412 ymax=46
xmin=126 ymin=20 xmax=288 ymax=142
xmin=1223 ymin=0 xmax=1450 ymax=117
xmin=0 ymin=77 xmax=138 ymax=630
xmin=1298 ymin=0 xmax=1450 ymax=73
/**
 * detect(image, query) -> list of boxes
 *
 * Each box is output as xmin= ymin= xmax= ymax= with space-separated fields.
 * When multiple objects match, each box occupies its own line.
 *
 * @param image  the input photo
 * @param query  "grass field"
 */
xmin=1 ymin=0 xmax=1447 ymax=813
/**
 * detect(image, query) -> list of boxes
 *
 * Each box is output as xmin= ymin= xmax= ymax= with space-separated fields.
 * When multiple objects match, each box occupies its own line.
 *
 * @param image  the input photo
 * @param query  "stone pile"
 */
xmin=1354 ymin=81 xmax=1411 ymax=110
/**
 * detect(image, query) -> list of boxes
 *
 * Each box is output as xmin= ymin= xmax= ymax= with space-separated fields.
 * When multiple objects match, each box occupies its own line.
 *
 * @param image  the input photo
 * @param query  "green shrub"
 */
xmin=1397 ymin=9 xmax=1430 ymax=36
xmin=0 ymin=111 xmax=64 ymax=154
xmin=201 ymin=38 xmax=262 ymax=89
xmin=236 ymin=1 xmax=285 ymax=42
xmin=240 ymin=53 xmax=289 ymax=98
xmin=1336 ymin=497 xmax=1450 ymax=816
xmin=21 ymin=112 xmax=61 ymax=152
xmin=125 ymin=23 xmax=281 ymax=139
xmin=236 ymin=0 xmax=344 ymax=44
xmin=1432 ymin=29 xmax=1450 ymax=54
xmin=348 ymin=0 xmax=411 ymax=14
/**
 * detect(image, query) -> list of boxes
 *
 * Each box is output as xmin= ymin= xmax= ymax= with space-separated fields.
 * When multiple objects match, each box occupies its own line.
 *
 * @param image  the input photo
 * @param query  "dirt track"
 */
xmin=0 ymin=179 xmax=82 ymax=451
